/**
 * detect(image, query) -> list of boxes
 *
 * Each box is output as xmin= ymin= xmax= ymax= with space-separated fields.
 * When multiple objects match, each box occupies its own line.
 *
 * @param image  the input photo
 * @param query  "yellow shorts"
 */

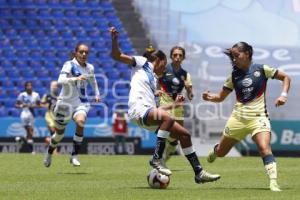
xmin=160 ymin=93 xmax=184 ymax=121
xmin=223 ymin=115 xmax=271 ymax=141
xmin=45 ymin=111 xmax=55 ymax=128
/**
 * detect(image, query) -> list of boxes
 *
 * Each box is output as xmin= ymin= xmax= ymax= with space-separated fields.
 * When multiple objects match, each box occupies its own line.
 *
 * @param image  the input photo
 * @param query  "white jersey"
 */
xmin=16 ymin=91 xmax=40 ymax=117
xmin=57 ymin=58 xmax=100 ymax=103
xmin=128 ymin=56 xmax=158 ymax=120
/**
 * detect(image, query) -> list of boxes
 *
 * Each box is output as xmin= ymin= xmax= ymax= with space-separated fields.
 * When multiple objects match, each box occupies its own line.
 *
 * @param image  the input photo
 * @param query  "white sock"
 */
xmin=265 ymin=162 xmax=277 ymax=180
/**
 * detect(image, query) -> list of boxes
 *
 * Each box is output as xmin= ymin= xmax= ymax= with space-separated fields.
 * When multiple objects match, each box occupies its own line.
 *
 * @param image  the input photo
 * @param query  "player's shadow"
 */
xmin=212 ymin=187 xmax=292 ymax=191
xmin=133 ymin=186 xmax=177 ymax=190
xmin=58 ymin=172 xmax=89 ymax=175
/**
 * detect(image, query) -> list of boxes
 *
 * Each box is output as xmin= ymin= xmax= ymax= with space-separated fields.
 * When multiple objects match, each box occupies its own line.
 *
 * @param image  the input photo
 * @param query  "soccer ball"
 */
xmin=147 ymin=169 xmax=170 ymax=189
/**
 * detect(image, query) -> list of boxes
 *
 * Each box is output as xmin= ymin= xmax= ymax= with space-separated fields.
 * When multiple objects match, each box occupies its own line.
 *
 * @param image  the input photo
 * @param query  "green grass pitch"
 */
xmin=0 ymin=154 xmax=299 ymax=200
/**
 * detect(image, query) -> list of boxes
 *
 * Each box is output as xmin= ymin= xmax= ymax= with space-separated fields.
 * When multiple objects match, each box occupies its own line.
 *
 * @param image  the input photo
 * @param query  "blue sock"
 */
xmin=262 ymin=154 xmax=275 ymax=165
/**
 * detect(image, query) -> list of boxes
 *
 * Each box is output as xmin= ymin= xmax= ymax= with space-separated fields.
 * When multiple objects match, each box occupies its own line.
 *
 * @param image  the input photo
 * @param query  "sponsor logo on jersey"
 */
xmin=242 ymin=78 xmax=253 ymax=87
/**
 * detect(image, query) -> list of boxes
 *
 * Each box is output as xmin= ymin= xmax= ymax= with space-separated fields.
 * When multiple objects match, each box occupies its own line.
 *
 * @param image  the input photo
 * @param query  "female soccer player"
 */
xmin=44 ymin=43 xmax=100 ymax=167
xmin=15 ymin=81 xmax=41 ymax=154
xmin=41 ymin=81 xmax=59 ymax=153
xmin=158 ymin=46 xmax=194 ymax=163
xmin=202 ymin=41 xmax=291 ymax=191
xmin=110 ymin=26 xmax=220 ymax=184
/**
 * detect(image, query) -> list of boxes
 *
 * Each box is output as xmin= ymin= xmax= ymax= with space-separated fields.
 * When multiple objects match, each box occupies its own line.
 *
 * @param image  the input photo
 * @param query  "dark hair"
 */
xmin=69 ymin=42 xmax=88 ymax=59
xmin=147 ymin=50 xmax=166 ymax=62
xmin=224 ymin=41 xmax=253 ymax=67
xmin=24 ymin=81 xmax=32 ymax=90
xmin=170 ymin=46 xmax=185 ymax=59
xmin=143 ymin=45 xmax=155 ymax=60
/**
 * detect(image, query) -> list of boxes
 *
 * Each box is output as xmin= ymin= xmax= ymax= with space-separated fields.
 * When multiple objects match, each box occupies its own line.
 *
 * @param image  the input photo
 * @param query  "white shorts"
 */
xmin=20 ymin=111 xmax=34 ymax=127
xmin=128 ymin=103 xmax=159 ymax=132
xmin=53 ymin=99 xmax=90 ymax=129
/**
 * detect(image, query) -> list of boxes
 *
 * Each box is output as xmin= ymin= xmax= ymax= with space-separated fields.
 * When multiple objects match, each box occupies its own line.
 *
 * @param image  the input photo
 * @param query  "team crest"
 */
xmin=254 ymin=71 xmax=261 ymax=77
xmin=225 ymin=127 xmax=230 ymax=134
xmin=242 ymin=78 xmax=253 ymax=87
xmin=172 ymin=77 xmax=180 ymax=85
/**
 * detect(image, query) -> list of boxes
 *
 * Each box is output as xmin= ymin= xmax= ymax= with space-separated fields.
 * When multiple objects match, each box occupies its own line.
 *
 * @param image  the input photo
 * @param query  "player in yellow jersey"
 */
xmin=202 ymin=42 xmax=291 ymax=191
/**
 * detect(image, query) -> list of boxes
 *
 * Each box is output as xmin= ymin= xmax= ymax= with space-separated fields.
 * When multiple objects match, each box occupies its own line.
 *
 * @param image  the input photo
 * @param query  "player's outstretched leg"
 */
xmin=43 ymin=133 xmax=63 ymax=167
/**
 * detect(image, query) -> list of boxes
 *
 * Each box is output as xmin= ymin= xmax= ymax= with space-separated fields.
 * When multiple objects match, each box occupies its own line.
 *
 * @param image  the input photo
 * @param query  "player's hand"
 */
xmin=175 ymin=94 xmax=185 ymax=103
xmin=202 ymin=90 xmax=212 ymax=101
xmin=77 ymin=75 xmax=87 ymax=81
xmin=109 ymin=27 xmax=119 ymax=40
xmin=154 ymin=90 xmax=164 ymax=97
xmin=188 ymin=93 xmax=194 ymax=101
xmin=95 ymin=95 xmax=101 ymax=103
xmin=275 ymin=96 xmax=287 ymax=107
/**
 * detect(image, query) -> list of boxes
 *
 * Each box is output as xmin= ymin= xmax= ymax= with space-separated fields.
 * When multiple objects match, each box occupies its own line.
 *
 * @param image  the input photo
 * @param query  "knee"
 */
xmin=75 ymin=118 xmax=86 ymax=126
xmin=162 ymin=116 xmax=175 ymax=130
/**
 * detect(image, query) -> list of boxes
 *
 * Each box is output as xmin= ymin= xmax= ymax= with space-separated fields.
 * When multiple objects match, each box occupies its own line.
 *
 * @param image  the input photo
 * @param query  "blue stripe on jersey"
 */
xmin=142 ymin=62 xmax=158 ymax=106
xmin=70 ymin=61 xmax=88 ymax=103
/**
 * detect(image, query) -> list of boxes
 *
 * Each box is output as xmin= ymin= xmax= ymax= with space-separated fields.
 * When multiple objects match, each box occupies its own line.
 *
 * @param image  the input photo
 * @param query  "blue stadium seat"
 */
xmin=0 ymin=108 xmax=8 ymax=117
xmin=19 ymin=29 xmax=32 ymax=39
xmin=52 ymin=19 xmax=66 ymax=29
xmin=11 ymin=8 xmax=25 ymax=18
xmin=47 ymin=29 xmax=60 ymax=39
xmin=77 ymin=9 xmax=90 ymax=18
xmin=38 ymin=9 xmax=51 ymax=19
xmin=30 ymin=49 xmax=43 ymax=60
xmin=47 ymin=0 xmax=60 ymax=7
xmin=25 ymin=8 xmax=37 ymax=18
xmin=4 ymin=28 xmax=18 ymax=38
xmin=20 ymin=69 xmax=35 ymax=78
xmin=26 ymin=39 xmax=38 ymax=49
xmin=51 ymin=9 xmax=64 ymax=18
xmin=0 ymin=8 xmax=11 ymax=18
xmin=2 ymin=81 xmax=15 ymax=90
xmin=11 ymin=39 xmax=25 ymax=49
xmin=8 ymin=108 xmax=21 ymax=117
xmin=0 ymin=19 xmax=10 ymax=27
xmin=11 ymin=19 xmax=24 ymax=28
xmin=32 ymin=29 xmax=46 ymax=39
xmin=6 ymin=68 xmax=20 ymax=77
xmin=39 ymin=19 xmax=52 ymax=29
xmin=29 ymin=60 xmax=43 ymax=70
xmin=38 ymin=39 xmax=51 ymax=48
xmin=64 ymin=9 xmax=77 ymax=18
xmin=4 ymin=99 xmax=16 ymax=108
xmin=6 ymin=89 xmax=19 ymax=98
xmin=25 ymin=19 xmax=39 ymax=28
xmin=15 ymin=50 xmax=29 ymax=60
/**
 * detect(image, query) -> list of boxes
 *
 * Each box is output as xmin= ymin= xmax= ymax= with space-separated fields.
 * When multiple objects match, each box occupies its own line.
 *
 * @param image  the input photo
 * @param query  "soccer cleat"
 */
xmin=43 ymin=153 xmax=52 ymax=168
xmin=150 ymin=158 xmax=172 ymax=176
xmin=270 ymin=180 xmax=282 ymax=192
xmin=70 ymin=155 xmax=81 ymax=167
xmin=195 ymin=170 xmax=220 ymax=184
xmin=207 ymin=150 xmax=217 ymax=163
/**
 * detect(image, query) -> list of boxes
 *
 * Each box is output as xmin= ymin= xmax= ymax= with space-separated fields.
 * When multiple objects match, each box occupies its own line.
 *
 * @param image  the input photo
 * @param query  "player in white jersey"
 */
xmin=15 ymin=81 xmax=41 ymax=153
xmin=44 ymin=43 xmax=100 ymax=167
xmin=110 ymin=26 xmax=220 ymax=184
